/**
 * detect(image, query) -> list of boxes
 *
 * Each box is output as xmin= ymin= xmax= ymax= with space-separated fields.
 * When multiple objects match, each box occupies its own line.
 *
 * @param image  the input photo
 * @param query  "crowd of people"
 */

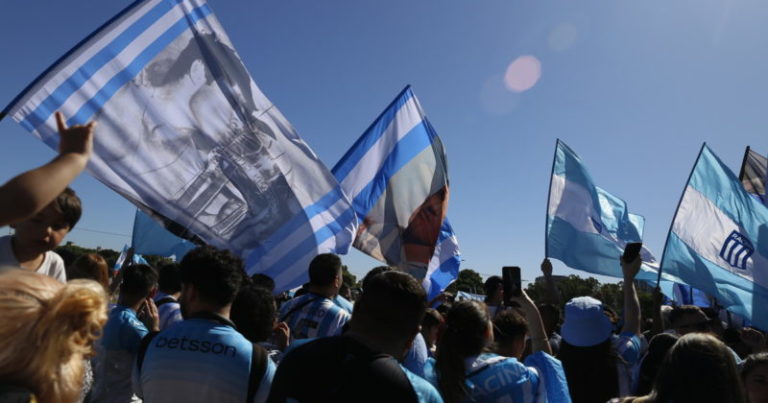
xmin=1 ymin=113 xmax=767 ymax=403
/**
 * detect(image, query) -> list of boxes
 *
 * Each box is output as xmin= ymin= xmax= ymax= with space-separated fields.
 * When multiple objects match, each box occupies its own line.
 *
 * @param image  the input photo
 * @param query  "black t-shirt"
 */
xmin=266 ymin=335 xmax=418 ymax=403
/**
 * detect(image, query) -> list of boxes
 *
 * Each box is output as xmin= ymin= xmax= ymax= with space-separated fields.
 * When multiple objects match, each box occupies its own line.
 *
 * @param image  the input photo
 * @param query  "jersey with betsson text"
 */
xmin=279 ymin=293 xmax=351 ymax=340
xmin=134 ymin=315 xmax=275 ymax=403
xmin=425 ymin=353 xmax=547 ymax=403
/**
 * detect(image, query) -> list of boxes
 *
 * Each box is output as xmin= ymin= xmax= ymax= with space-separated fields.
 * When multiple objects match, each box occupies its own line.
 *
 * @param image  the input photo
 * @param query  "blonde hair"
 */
xmin=0 ymin=269 xmax=107 ymax=403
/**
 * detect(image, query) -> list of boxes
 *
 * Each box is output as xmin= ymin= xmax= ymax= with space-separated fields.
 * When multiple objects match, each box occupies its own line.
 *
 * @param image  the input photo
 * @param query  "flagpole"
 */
xmin=544 ymin=139 xmax=559 ymax=257
xmin=657 ymin=143 xmax=707 ymax=287
xmin=738 ymin=146 xmax=751 ymax=183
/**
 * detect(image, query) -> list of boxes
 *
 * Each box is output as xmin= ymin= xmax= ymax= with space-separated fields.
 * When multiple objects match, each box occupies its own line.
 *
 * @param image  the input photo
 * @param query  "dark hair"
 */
xmin=362 ymin=266 xmax=393 ymax=291
xmin=250 ymin=273 xmax=275 ymax=293
xmin=635 ymin=333 xmax=679 ymax=396
xmin=559 ymin=338 xmax=619 ymax=403
xmin=52 ymin=188 xmax=82 ymax=230
xmin=484 ymin=276 xmax=503 ymax=300
xmin=308 ymin=254 xmax=342 ymax=287
xmin=669 ymin=305 xmax=707 ymax=326
xmin=230 ymin=285 xmax=276 ymax=343
xmin=435 ymin=300 xmax=490 ymax=403
xmin=493 ymin=309 xmax=528 ymax=345
xmin=157 ymin=263 xmax=182 ymax=294
xmin=422 ymin=308 xmax=444 ymax=330
xmin=649 ymin=333 xmax=746 ymax=403
xmin=120 ymin=264 xmax=158 ymax=297
xmin=742 ymin=352 xmax=768 ymax=381
xmin=180 ymin=246 xmax=243 ymax=306
xmin=351 ymin=271 xmax=425 ymax=341
xmin=67 ymin=253 xmax=109 ymax=291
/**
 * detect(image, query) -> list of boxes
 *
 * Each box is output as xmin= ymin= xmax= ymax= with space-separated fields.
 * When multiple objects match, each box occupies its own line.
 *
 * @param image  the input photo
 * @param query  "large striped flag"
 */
xmin=659 ymin=144 xmax=768 ymax=330
xmin=132 ymin=209 xmax=195 ymax=260
xmin=2 ymin=0 xmax=356 ymax=292
xmin=546 ymin=140 xmax=665 ymax=283
xmin=332 ymin=86 xmax=451 ymax=281
xmin=740 ymin=147 xmax=767 ymax=206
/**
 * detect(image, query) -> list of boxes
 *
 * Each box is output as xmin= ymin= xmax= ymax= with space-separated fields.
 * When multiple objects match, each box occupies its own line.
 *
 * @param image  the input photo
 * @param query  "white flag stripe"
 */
xmin=21 ymin=5 xmax=191 ymax=143
xmin=672 ymin=186 xmax=767 ymax=283
xmin=10 ymin=0 xmax=168 ymax=116
xmin=340 ymin=96 xmax=423 ymax=196
xmin=270 ymin=233 xmax=341 ymax=287
xmin=12 ymin=0 xmax=191 ymax=129
xmin=549 ymin=174 xmax=601 ymax=235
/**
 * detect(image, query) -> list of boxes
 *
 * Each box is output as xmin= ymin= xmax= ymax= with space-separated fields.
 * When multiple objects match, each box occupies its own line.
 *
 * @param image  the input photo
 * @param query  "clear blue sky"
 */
xmin=1 ymin=0 xmax=767 ymax=284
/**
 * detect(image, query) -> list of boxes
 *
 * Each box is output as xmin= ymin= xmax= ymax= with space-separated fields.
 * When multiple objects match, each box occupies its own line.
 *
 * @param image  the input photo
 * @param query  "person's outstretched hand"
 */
xmin=56 ymin=111 xmax=95 ymax=160
xmin=621 ymin=254 xmax=642 ymax=281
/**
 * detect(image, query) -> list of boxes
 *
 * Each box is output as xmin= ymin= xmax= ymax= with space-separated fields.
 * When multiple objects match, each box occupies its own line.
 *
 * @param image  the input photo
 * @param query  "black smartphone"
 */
xmin=502 ymin=266 xmax=522 ymax=306
xmin=622 ymin=242 xmax=643 ymax=263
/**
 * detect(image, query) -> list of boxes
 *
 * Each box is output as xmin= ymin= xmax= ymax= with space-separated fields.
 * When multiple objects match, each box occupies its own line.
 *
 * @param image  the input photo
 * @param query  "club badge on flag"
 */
xmin=332 ymin=86 xmax=450 ymax=280
xmin=3 ymin=0 xmax=356 ymax=292
xmin=659 ymin=144 xmax=768 ymax=330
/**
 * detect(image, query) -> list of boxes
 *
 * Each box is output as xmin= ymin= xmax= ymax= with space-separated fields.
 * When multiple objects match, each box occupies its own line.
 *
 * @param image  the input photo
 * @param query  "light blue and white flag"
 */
xmin=113 ymin=245 xmax=131 ymax=272
xmin=546 ymin=140 xmax=664 ymax=282
xmin=332 ymin=86 xmax=450 ymax=281
xmin=132 ymin=209 xmax=195 ymax=261
xmin=2 ymin=0 xmax=356 ymax=293
xmin=423 ymin=219 xmax=461 ymax=301
xmin=660 ymin=144 xmax=768 ymax=330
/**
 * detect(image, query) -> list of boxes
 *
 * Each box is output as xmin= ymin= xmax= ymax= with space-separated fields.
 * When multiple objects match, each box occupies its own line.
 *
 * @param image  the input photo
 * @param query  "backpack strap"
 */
xmin=246 ymin=343 xmax=269 ymax=403
xmin=136 ymin=331 xmax=160 ymax=374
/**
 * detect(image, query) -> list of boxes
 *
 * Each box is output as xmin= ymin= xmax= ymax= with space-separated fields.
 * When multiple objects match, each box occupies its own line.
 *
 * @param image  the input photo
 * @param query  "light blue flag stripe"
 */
xmin=67 ymin=5 xmax=213 ymax=126
xmin=18 ymin=0 xmax=179 ymax=130
xmin=132 ymin=209 xmax=195 ymax=260
xmin=547 ymin=140 xmax=663 ymax=281
xmin=424 ymin=219 xmax=461 ymax=301
xmin=332 ymin=87 xmax=416 ymax=183
xmin=350 ymin=121 xmax=437 ymax=219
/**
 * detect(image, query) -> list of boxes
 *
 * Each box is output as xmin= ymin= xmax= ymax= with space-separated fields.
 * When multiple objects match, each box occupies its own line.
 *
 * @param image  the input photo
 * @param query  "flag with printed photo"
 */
xmin=660 ymin=144 xmax=768 ymax=330
xmin=740 ymin=147 xmax=768 ymax=206
xmin=332 ymin=86 xmax=449 ymax=280
xmin=2 ymin=0 xmax=356 ymax=292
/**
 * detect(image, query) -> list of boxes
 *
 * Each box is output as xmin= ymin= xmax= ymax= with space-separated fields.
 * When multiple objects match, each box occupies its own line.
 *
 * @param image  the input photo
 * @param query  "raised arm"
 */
xmin=0 ymin=112 xmax=94 ymax=226
xmin=511 ymin=289 xmax=553 ymax=355
xmin=620 ymin=255 xmax=642 ymax=335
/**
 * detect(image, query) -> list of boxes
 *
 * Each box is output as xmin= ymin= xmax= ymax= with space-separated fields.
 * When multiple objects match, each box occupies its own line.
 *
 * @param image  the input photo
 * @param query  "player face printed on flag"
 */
xmin=5 ymin=0 xmax=356 ymax=290
xmin=333 ymin=87 xmax=449 ymax=279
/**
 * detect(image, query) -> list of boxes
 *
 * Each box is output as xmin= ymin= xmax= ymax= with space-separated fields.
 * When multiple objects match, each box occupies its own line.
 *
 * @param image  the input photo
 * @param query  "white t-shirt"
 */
xmin=0 ymin=235 xmax=66 ymax=282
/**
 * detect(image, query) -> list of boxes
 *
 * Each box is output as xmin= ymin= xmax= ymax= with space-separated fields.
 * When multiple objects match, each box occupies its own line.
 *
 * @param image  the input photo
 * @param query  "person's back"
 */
xmin=267 ymin=271 xmax=442 ymax=403
xmin=279 ymin=254 xmax=350 ymax=339
xmin=134 ymin=246 xmax=274 ymax=403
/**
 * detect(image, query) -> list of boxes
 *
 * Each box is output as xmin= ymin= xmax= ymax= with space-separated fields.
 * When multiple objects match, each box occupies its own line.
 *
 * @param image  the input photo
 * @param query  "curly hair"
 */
xmin=0 ymin=269 xmax=107 ymax=403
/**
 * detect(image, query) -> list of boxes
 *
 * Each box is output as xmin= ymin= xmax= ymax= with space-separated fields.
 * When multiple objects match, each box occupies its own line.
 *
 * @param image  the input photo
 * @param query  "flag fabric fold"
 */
xmin=4 ymin=0 xmax=356 ymax=293
xmin=740 ymin=147 xmax=768 ymax=206
xmin=132 ymin=209 xmax=195 ymax=260
xmin=332 ymin=86 xmax=450 ymax=281
xmin=660 ymin=144 xmax=768 ymax=330
xmin=423 ymin=219 xmax=461 ymax=301
xmin=546 ymin=140 xmax=664 ymax=283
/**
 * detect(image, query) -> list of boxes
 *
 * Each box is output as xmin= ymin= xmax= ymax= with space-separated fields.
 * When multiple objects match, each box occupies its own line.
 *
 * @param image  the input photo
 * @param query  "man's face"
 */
xmin=13 ymin=203 xmax=70 ymax=254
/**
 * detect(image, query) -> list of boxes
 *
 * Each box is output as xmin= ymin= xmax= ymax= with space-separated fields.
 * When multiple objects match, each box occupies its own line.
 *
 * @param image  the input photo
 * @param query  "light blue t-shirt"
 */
xmin=134 ymin=316 xmax=274 ymax=403
xmin=402 ymin=364 xmax=444 ymax=403
xmin=404 ymin=333 xmax=429 ymax=377
xmin=425 ymin=353 xmax=547 ymax=402
xmin=332 ymin=294 xmax=354 ymax=313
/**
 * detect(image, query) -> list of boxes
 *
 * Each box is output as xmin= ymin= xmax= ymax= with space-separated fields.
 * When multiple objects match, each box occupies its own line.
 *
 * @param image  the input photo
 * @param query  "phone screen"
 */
xmin=502 ymin=266 xmax=521 ymax=306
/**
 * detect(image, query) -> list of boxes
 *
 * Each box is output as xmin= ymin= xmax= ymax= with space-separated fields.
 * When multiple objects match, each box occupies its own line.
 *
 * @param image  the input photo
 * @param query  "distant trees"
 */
xmin=446 ymin=269 xmax=485 ymax=294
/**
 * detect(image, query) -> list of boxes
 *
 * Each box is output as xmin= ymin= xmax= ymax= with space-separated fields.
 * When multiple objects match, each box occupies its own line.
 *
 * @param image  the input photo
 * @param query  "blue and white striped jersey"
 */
xmin=279 ymin=293 xmax=351 ymax=340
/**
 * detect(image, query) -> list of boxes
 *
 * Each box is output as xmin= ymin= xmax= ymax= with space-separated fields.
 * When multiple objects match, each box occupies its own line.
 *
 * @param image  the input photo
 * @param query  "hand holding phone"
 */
xmin=502 ymin=266 xmax=522 ymax=307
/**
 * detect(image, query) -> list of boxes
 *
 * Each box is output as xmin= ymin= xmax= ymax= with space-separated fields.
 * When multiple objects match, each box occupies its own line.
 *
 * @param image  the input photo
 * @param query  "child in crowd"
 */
xmin=0 ymin=111 xmax=94 ymax=227
xmin=91 ymin=264 xmax=159 ymax=403
xmin=0 ymin=187 xmax=82 ymax=282
xmin=68 ymin=252 xmax=110 ymax=291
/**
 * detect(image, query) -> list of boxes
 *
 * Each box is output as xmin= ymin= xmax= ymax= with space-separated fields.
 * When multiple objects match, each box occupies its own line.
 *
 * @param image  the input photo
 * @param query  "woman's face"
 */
xmin=746 ymin=364 xmax=768 ymax=403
